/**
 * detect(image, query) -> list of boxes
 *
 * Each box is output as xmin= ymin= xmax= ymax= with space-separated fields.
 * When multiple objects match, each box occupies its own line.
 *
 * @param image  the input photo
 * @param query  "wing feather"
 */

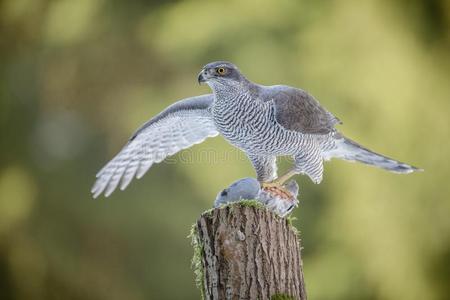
xmin=92 ymin=94 xmax=218 ymax=198
xmin=262 ymin=85 xmax=341 ymax=134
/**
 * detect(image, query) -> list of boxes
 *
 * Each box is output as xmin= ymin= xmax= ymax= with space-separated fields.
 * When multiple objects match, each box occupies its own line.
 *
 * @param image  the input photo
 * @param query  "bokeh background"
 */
xmin=1 ymin=0 xmax=449 ymax=299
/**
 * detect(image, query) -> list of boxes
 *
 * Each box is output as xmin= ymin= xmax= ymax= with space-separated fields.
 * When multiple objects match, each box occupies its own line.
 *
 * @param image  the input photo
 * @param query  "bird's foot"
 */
xmin=260 ymin=182 xmax=295 ymax=201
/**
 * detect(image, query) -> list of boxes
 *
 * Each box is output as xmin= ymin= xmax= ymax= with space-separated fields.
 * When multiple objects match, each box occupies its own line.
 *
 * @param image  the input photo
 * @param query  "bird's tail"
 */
xmin=325 ymin=135 xmax=422 ymax=174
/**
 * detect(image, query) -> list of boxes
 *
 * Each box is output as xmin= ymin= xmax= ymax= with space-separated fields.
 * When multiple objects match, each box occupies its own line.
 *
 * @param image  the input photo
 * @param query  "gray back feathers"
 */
xmin=260 ymin=85 xmax=341 ymax=134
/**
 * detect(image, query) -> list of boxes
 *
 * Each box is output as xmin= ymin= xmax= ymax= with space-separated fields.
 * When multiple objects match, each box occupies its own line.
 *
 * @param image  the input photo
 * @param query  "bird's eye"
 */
xmin=217 ymin=67 xmax=226 ymax=75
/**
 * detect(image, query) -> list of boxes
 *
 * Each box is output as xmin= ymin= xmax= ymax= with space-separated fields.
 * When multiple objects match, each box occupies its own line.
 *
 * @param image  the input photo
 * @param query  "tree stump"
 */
xmin=192 ymin=202 xmax=306 ymax=300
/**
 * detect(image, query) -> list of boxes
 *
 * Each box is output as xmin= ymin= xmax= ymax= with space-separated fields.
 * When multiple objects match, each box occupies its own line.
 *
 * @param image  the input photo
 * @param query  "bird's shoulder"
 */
xmin=258 ymin=85 xmax=341 ymax=134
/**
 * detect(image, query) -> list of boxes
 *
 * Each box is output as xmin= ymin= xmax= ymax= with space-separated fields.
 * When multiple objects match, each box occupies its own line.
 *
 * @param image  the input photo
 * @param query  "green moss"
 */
xmin=271 ymin=293 xmax=295 ymax=300
xmin=286 ymin=215 xmax=297 ymax=225
xmin=201 ymin=207 xmax=215 ymax=217
xmin=188 ymin=223 xmax=205 ymax=299
xmin=234 ymin=199 xmax=267 ymax=209
xmin=286 ymin=215 xmax=300 ymax=237
xmin=214 ymin=199 xmax=267 ymax=211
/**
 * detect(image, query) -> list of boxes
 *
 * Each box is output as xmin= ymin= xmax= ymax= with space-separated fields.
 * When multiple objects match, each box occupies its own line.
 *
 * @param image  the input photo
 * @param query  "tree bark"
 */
xmin=194 ymin=204 xmax=306 ymax=300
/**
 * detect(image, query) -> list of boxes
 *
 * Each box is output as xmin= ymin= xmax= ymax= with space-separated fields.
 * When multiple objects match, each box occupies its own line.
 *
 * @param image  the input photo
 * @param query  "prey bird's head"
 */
xmin=198 ymin=61 xmax=247 ymax=89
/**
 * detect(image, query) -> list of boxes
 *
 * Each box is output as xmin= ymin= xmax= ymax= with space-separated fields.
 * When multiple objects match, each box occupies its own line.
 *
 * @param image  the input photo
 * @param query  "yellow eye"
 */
xmin=217 ymin=67 xmax=226 ymax=75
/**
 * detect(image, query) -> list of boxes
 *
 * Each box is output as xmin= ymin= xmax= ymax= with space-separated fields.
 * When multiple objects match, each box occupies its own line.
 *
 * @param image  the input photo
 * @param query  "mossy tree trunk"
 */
xmin=194 ymin=204 xmax=306 ymax=300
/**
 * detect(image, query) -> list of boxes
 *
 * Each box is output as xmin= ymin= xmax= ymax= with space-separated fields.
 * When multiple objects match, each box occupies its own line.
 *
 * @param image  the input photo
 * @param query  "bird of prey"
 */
xmin=91 ymin=61 xmax=421 ymax=199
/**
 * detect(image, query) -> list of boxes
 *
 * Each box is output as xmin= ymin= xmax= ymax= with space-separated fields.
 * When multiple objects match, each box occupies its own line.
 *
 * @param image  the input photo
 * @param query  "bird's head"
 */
xmin=198 ymin=61 xmax=247 ymax=90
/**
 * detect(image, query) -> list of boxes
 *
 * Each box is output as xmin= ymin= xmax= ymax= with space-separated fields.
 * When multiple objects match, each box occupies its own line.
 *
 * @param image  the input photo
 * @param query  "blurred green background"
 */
xmin=0 ymin=0 xmax=449 ymax=299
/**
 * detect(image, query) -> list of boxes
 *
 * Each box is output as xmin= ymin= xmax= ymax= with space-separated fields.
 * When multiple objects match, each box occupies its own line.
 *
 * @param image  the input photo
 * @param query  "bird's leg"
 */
xmin=272 ymin=169 xmax=298 ymax=186
xmin=260 ymin=169 xmax=298 ymax=200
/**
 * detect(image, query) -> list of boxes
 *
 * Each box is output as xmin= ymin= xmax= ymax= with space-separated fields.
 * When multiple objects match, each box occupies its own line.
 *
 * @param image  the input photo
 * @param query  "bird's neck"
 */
xmin=211 ymin=81 xmax=260 ymax=102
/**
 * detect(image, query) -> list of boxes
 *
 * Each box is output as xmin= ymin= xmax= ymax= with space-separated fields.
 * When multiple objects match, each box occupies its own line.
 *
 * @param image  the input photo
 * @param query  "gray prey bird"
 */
xmin=92 ymin=61 xmax=421 ymax=199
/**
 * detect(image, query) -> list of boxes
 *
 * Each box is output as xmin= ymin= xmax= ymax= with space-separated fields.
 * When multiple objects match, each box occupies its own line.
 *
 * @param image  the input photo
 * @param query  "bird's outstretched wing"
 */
xmin=91 ymin=94 xmax=218 ymax=198
xmin=262 ymin=85 xmax=341 ymax=134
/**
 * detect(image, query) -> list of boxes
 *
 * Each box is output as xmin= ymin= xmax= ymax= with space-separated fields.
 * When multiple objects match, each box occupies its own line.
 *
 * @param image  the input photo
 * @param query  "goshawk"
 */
xmin=92 ymin=61 xmax=421 ymax=199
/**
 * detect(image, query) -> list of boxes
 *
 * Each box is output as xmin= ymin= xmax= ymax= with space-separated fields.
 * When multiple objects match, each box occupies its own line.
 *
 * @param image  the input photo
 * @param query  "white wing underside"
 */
xmin=91 ymin=109 xmax=218 ymax=198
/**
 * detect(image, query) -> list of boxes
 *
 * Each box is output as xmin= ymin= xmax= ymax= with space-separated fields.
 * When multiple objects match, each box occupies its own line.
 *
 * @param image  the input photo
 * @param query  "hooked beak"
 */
xmin=197 ymin=69 xmax=207 ymax=84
